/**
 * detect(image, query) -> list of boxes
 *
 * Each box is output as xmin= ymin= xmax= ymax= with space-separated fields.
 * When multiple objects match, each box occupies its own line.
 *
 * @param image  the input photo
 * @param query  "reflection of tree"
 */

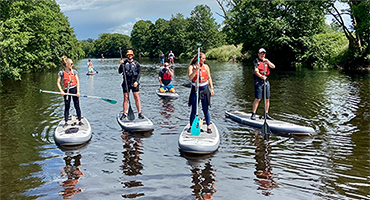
xmin=253 ymin=131 xmax=278 ymax=196
xmin=120 ymin=132 xmax=145 ymax=198
xmin=58 ymin=154 xmax=84 ymax=199
xmin=185 ymin=154 xmax=217 ymax=200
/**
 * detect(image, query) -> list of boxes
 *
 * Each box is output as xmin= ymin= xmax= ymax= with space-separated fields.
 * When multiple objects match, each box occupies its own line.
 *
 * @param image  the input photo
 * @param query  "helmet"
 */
xmin=126 ymin=50 xmax=134 ymax=57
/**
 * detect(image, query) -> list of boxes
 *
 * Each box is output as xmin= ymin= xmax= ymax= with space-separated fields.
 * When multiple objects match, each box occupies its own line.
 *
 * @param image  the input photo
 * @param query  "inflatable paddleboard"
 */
xmin=117 ymin=111 xmax=154 ymax=132
xmin=178 ymin=121 xmax=220 ymax=154
xmin=156 ymin=89 xmax=179 ymax=98
xmin=225 ymin=110 xmax=315 ymax=135
xmin=54 ymin=116 xmax=92 ymax=146
xmin=86 ymin=72 xmax=95 ymax=75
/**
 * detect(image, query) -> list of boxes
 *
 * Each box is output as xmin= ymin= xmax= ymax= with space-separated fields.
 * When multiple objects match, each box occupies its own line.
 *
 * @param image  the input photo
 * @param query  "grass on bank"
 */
xmin=206 ymin=44 xmax=244 ymax=62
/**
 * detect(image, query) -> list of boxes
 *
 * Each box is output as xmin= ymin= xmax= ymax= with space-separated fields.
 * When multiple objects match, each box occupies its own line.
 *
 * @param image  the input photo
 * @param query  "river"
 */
xmin=0 ymin=58 xmax=369 ymax=200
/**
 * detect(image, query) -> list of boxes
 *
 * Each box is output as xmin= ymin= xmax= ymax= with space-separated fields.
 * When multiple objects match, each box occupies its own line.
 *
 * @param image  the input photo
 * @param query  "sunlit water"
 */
xmin=0 ymin=58 xmax=369 ymax=200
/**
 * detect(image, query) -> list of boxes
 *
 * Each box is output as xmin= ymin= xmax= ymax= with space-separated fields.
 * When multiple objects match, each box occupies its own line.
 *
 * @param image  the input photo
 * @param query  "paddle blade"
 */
xmin=191 ymin=116 xmax=201 ymax=136
xmin=101 ymin=98 xmax=117 ymax=104
xmin=261 ymin=121 xmax=271 ymax=140
xmin=127 ymin=105 xmax=135 ymax=121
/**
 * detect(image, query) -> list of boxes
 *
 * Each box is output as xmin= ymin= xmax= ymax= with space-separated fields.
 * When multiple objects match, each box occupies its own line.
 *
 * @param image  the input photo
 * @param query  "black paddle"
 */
xmin=119 ymin=47 xmax=135 ymax=121
xmin=261 ymin=62 xmax=272 ymax=140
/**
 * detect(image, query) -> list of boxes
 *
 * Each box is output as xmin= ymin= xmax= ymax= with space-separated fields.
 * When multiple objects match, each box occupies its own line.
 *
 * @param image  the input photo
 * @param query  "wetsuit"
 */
xmin=118 ymin=59 xmax=141 ymax=93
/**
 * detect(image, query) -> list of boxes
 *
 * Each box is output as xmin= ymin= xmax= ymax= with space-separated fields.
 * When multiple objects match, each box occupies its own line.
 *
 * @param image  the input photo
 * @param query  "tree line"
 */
xmin=1 ymin=0 xmax=368 ymax=86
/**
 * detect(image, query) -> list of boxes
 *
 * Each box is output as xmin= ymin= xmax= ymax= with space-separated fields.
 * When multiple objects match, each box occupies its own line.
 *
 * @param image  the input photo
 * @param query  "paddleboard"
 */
xmin=117 ymin=111 xmax=154 ymax=132
xmin=55 ymin=116 xmax=92 ymax=146
xmin=178 ymin=121 xmax=220 ymax=154
xmin=86 ymin=72 xmax=95 ymax=75
xmin=156 ymin=89 xmax=179 ymax=98
xmin=225 ymin=110 xmax=315 ymax=135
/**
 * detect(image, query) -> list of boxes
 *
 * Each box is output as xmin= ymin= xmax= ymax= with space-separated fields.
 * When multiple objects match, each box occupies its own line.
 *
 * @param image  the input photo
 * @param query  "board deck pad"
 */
xmin=225 ymin=110 xmax=315 ymax=136
xmin=117 ymin=112 xmax=154 ymax=132
xmin=55 ymin=116 xmax=92 ymax=145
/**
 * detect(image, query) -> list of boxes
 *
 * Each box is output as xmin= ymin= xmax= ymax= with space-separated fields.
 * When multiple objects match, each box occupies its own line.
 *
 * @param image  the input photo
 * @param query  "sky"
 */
xmin=55 ymin=0 xmax=225 ymax=40
xmin=55 ymin=0 xmax=351 ymax=41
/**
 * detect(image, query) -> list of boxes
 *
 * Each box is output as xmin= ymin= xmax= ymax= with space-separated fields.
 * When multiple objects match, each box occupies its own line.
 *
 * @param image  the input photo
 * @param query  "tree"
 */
xmin=0 ymin=0 xmax=84 ymax=86
xmin=93 ymin=33 xmax=131 ymax=58
xmin=131 ymin=20 xmax=153 ymax=56
xmin=223 ymin=0 xmax=327 ymax=67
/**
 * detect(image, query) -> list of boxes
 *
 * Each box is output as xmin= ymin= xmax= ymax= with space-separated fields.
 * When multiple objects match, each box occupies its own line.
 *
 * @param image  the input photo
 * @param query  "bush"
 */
xmin=206 ymin=44 xmax=243 ymax=62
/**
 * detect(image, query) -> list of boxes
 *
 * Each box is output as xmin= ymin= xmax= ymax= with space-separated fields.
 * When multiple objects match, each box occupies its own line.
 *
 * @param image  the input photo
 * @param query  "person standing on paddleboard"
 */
xmin=57 ymin=56 xmax=83 ymax=127
xmin=251 ymin=48 xmax=276 ymax=120
xmin=158 ymin=62 xmax=175 ymax=93
xmin=188 ymin=52 xmax=215 ymax=133
xmin=168 ymin=50 xmax=175 ymax=67
xmin=159 ymin=51 xmax=165 ymax=67
xmin=87 ymin=59 xmax=94 ymax=74
xmin=118 ymin=50 xmax=144 ymax=120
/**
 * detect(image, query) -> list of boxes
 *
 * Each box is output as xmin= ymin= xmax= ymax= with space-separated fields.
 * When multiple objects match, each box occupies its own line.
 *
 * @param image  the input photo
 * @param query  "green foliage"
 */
xmin=131 ymin=20 xmax=153 ymax=56
xmin=206 ymin=44 xmax=243 ymax=62
xmin=223 ymin=0 xmax=327 ymax=67
xmin=0 ymin=0 xmax=84 ymax=85
xmin=93 ymin=33 xmax=131 ymax=58
xmin=295 ymin=32 xmax=348 ymax=68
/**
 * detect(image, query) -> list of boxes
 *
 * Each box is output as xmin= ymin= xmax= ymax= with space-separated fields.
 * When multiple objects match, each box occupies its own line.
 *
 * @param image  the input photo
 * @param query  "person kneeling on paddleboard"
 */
xmin=158 ymin=62 xmax=175 ymax=93
xmin=251 ymin=48 xmax=275 ymax=120
xmin=57 ymin=56 xmax=83 ymax=127
xmin=188 ymin=52 xmax=215 ymax=133
xmin=118 ymin=50 xmax=144 ymax=120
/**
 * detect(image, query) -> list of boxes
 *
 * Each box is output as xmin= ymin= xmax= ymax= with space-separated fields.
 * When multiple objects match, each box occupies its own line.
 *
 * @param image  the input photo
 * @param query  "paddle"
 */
xmin=119 ymin=47 xmax=135 ymax=121
xmin=190 ymin=44 xmax=202 ymax=136
xmin=93 ymin=68 xmax=99 ymax=74
xmin=40 ymin=89 xmax=117 ymax=104
xmin=261 ymin=62 xmax=272 ymax=140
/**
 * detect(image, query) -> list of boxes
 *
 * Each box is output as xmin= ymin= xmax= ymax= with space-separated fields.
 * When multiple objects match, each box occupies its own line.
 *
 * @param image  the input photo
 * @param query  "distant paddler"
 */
xmin=158 ymin=62 xmax=175 ymax=93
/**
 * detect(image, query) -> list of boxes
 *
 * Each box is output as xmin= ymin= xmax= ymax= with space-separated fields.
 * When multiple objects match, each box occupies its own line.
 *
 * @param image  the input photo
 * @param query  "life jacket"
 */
xmin=257 ymin=59 xmax=270 ymax=76
xmin=62 ymin=70 xmax=77 ymax=88
xmin=160 ymin=68 xmax=172 ymax=85
xmin=192 ymin=64 xmax=208 ymax=83
xmin=87 ymin=62 xmax=93 ymax=66
xmin=123 ymin=60 xmax=139 ymax=77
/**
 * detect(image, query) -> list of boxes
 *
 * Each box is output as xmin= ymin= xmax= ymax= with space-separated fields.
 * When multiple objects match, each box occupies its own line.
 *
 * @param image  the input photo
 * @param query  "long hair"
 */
xmin=190 ymin=52 xmax=205 ymax=65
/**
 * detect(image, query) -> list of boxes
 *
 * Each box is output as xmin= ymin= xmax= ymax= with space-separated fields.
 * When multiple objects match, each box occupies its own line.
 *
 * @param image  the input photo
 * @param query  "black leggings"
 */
xmin=64 ymin=87 xmax=81 ymax=122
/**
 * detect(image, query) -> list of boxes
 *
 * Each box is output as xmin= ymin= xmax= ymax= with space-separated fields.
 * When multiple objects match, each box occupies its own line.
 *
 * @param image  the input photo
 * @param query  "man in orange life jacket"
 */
xmin=158 ymin=62 xmax=175 ymax=93
xmin=251 ymin=48 xmax=276 ymax=120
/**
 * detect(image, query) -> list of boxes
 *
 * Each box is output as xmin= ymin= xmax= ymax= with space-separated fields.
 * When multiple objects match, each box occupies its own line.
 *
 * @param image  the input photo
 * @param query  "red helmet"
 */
xmin=126 ymin=50 xmax=134 ymax=57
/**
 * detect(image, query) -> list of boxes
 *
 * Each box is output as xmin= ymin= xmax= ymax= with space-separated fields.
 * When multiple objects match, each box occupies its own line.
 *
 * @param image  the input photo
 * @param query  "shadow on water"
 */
xmin=181 ymin=152 xmax=218 ymax=200
xmin=57 ymin=143 xmax=89 ymax=199
xmin=119 ymin=131 xmax=151 ymax=199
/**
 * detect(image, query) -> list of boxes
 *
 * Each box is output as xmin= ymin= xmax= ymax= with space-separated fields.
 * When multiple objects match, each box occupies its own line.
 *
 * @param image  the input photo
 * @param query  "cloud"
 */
xmin=109 ymin=22 xmax=135 ymax=36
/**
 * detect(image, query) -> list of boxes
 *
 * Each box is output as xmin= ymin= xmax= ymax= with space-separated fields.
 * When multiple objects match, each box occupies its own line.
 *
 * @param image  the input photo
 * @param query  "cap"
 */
xmin=258 ymin=48 xmax=266 ymax=53
xmin=126 ymin=50 xmax=134 ymax=57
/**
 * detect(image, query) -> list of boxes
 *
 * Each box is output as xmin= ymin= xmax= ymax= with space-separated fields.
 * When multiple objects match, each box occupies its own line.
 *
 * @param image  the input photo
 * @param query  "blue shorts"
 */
xmin=160 ymin=83 xmax=174 ymax=91
xmin=160 ymin=59 xmax=164 ymax=63
xmin=254 ymin=80 xmax=270 ymax=99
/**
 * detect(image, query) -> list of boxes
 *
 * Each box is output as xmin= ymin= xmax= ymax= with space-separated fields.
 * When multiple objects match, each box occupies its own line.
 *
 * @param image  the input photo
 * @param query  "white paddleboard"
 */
xmin=225 ymin=110 xmax=315 ymax=135
xmin=55 ymin=116 xmax=92 ymax=146
xmin=178 ymin=121 xmax=220 ymax=154
xmin=156 ymin=89 xmax=179 ymax=98
xmin=117 ymin=111 xmax=154 ymax=132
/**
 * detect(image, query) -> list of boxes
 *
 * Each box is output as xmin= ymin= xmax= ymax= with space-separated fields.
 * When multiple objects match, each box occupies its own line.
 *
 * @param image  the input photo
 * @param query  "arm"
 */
xmin=188 ymin=64 xmax=199 ymax=80
xmin=75 ymin=74 xmax=80 ymax=97
xmin=57 ymin=76 xmax=65 ymax=95
xmin=206 ymin=65 xmax=214 ymax=96
xmin=254 ymin=68 xmax=267 ymax=80
xmin=264 ymin=58 xmax=275 ymax=69
xmin=133 ymin=62 xmax=141 ymax=87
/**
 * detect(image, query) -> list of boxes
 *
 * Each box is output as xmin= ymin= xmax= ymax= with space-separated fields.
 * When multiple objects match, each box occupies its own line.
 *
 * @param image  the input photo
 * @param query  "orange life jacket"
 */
xmin=88 ymin=62 xmax=93 ymax=66
xmin=192 ymin=64 xmax=208 ymax=83
xmin=62 ymin=70 xmax=77 ymax=88
xmin=257 ymin=60 xmax=270 ymax=76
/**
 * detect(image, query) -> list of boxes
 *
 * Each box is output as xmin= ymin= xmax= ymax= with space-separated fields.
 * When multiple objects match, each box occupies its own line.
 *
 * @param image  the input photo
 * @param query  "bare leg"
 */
xmin=123 ymin=92 xmax=129 ymax=114
xmin=265 ymin=99 xmax=270 ymax=113
xmin=133 ymin=91 xmax=141 ymax=113
xmin=252 ymin=98 xmax=261 ymax=113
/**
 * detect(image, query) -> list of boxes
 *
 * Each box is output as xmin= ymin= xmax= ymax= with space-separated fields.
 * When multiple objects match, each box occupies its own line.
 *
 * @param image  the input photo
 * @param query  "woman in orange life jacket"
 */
xmin=251 ymin=48 xmax=276 ymax=120
xmin=57 ymin=56 xmax=83 ymax=127
xmin=187 ymin=52 xmax=215 ymax=133
xmin=158 ymin=62 xmax=175 ymax=93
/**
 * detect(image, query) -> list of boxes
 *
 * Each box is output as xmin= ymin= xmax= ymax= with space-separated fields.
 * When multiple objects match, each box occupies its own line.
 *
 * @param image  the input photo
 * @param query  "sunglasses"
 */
xmin=70 ymin=63 xmax=74 ymax=66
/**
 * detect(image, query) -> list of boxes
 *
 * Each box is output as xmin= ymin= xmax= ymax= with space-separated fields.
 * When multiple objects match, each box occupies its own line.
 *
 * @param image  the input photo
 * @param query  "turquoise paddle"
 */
xmin=40 ymin=89 xmax=117 ymax=104
xmin=190 ymin=44 xmax=202 ymax=136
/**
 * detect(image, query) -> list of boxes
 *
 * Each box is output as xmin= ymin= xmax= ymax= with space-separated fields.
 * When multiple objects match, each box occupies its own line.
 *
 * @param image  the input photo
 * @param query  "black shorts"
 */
xmin=122 ymin=83 xmax=139 ymax=93
xmin=254 ymin=80 xmax=270 ymax=99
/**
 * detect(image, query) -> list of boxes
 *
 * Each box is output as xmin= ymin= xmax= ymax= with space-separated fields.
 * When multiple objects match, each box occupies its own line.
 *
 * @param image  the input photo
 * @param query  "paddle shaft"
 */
xmin=196 ymin=46 xmax=200 ymax=117
xmin=119 ymin=47 xmax=135 ymax=120
xmin=40 ymin=89 xmax=117 ymax=104
xmin=262 ymin=62 xmax=270 ymax=140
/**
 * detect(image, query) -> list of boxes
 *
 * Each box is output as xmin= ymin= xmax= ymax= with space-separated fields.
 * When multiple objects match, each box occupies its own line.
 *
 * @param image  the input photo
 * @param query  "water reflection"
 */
xmin=58 ymin=143 xmax=88 ymax=199
xmin=183 ymin=153 xmax=218 ymax=200
xmin=253 ymin=131 xmax=278 ymax=196
xmin=120 ymin=132 xmax=146 ymax=198
xmin=87 ymin=75 xmax=94 ymax=93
